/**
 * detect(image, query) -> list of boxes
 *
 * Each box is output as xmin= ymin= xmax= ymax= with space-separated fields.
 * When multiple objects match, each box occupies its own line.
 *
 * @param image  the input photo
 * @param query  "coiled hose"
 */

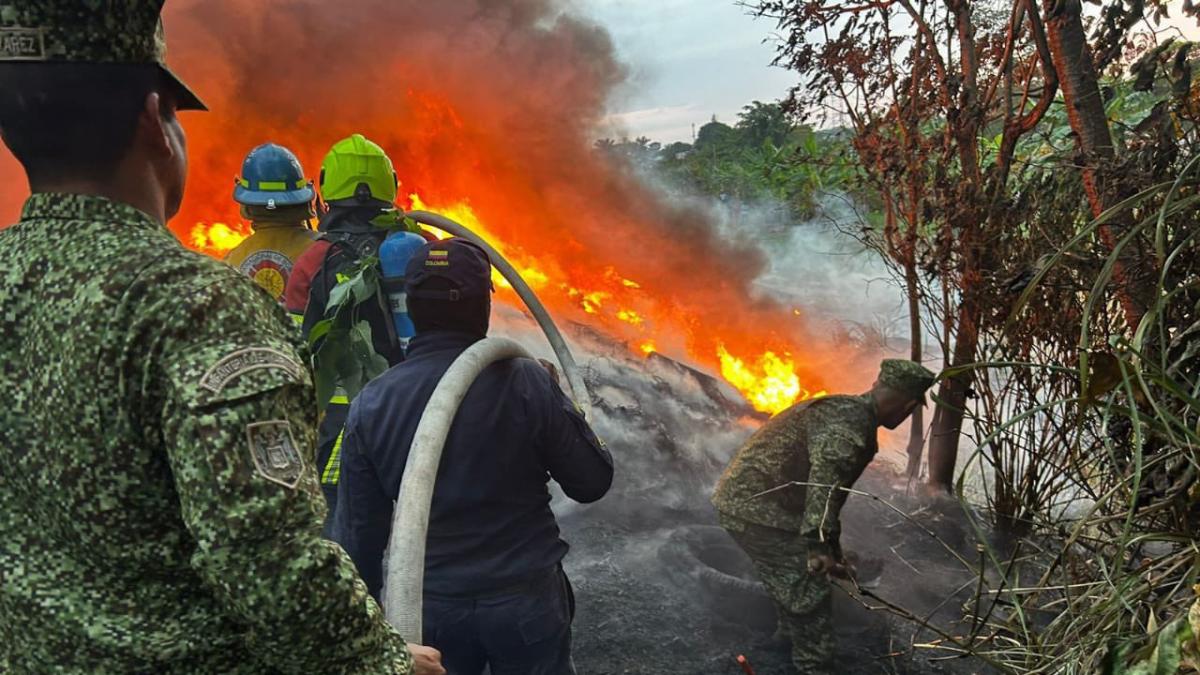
xmin=382 ymin=212 xmax=592 ymax=640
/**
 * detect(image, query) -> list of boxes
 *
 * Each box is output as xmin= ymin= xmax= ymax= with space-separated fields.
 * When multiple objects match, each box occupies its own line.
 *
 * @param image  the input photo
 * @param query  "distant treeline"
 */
xmin=595 ymin=101 xmax=859 ymax=221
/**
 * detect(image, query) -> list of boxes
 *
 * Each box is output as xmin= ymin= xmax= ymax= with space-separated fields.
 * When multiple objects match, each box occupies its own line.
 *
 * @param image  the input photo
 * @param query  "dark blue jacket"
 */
xmin=331 ymin=331 xmax=613 ymax=599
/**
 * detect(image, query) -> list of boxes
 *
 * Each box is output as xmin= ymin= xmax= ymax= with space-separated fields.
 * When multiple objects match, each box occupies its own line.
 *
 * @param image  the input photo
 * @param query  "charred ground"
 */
xmin=535 ymin=321 xmax=994 ymax=675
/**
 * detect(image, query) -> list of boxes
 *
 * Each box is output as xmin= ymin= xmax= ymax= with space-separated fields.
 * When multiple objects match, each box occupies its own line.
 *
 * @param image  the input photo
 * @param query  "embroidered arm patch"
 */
xmin=247 ymin=421 xmax=305 ymax=489
xmin=201 ymin=348 xmax=304 ymax=394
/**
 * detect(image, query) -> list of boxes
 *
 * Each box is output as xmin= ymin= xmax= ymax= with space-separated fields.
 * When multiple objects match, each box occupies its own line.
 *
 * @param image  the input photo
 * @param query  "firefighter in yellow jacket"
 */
xmin=224 ymin=143 xmax=317 ymax=303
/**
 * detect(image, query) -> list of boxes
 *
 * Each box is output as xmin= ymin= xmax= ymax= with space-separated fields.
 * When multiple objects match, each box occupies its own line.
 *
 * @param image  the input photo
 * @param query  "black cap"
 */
xmin=405 ymin=238 xmax=494 ymax=301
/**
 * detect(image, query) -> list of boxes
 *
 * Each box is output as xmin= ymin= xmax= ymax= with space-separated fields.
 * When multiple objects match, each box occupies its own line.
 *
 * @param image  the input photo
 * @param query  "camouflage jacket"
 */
xmin=711 ymin=394 xmax=878 ymax=557
xmin=0 ymin=194 xmax=412 ymax=674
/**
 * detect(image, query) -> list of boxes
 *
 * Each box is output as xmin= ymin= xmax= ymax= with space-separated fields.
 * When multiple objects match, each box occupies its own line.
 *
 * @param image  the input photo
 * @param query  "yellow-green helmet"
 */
xmin=319 ymin=134 xmax=399 ymax=207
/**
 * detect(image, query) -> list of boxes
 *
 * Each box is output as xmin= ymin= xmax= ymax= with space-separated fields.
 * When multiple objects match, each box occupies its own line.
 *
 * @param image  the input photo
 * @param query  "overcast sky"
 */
xmin=582 ymin=0 xmax=1200 ymax=144
xmin=581 ymin=0 xmax=796 ymax=143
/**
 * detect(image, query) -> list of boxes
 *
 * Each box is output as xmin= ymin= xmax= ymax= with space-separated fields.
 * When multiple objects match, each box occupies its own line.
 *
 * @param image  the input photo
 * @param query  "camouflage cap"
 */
xmin=877 ymin=359 xmax=937 ymax=404
xmin=0 ymin=0 xmax=205 ymax=110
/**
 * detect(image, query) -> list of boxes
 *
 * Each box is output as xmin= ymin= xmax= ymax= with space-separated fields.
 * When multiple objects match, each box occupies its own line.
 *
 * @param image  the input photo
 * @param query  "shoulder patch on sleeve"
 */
xmin=201 ymin=348 xmax=304 ymax=394
xmin=247 ymin=421 xmax=305 ymax=489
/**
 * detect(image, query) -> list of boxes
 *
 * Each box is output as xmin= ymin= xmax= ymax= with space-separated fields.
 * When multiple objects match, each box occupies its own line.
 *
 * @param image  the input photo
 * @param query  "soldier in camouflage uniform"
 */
xmin=712 ymin=359 xmax=936 ymax=673
xmin=0 ymin=2 xmax=442 ymax=673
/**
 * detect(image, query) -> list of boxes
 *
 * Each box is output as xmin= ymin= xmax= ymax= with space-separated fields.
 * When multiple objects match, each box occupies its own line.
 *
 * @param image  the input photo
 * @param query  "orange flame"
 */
xmin=717 ymin=344 xmax=822 ymax=415
xmin=617 ymin=309 xmax=643 ymax=326
xmin=409 ymin=194 xmax=549 ymax=292
xmin=580 ymin=291 xmax=609 ymax=314
xmin=190 ymin=222 xmax=251 ymax=257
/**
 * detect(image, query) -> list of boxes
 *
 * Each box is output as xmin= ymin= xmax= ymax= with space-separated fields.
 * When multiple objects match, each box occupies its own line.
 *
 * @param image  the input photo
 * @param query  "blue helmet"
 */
xmin=233 ymin=143 xmax=316 ymax=209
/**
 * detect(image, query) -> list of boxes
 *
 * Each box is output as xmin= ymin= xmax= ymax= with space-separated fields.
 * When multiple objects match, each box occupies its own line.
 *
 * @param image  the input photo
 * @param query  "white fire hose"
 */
xmin=382 ymin=212 xmax=592 ymax=640
xmin=383 ymin=337 xmax=532 ymax=637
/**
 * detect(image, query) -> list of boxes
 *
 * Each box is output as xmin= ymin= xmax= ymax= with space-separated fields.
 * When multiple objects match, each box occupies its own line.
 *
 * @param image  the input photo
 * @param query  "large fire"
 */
xmin=191 ymin=198 xmax=819 ymax=414
xmin=2 ymin=0 xmax=867 ymax=415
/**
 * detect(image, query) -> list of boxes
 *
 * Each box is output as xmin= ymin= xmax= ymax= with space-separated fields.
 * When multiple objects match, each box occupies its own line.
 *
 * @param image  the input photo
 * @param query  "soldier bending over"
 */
xmin=711 ymin=359 xmax=936 ymax=673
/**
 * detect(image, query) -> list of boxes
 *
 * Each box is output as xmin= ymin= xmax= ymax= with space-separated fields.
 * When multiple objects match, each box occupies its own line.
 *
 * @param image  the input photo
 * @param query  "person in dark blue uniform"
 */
xmin=332 ymin=238 xmax=613 ymax=675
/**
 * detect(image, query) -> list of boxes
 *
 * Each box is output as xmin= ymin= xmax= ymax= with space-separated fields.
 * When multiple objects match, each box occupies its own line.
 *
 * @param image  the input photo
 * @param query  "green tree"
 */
xmin=694 ymin=118 xmax=738 ymax=152
xmin=735 ymin=100 xmax=793 ymax=148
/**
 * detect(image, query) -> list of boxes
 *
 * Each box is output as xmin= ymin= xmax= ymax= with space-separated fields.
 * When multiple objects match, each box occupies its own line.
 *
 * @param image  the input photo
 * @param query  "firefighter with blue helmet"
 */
xmin=225 ymin=142 xmax=317 ymax=303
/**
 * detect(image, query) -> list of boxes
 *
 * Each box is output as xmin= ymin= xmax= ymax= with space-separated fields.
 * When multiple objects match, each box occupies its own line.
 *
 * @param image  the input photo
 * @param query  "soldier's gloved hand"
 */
xmin=807 ymin=552 xmax=855 ymax=580
xmin=407 ymin=643 xmax=446 ymax=675
xmin=806 ymin=552 xmax=835 ymax=575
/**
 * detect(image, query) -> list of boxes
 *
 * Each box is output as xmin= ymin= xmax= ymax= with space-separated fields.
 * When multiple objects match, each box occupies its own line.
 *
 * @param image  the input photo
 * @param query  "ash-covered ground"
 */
xmin=496 ymin=315 xmax=997 ymax=675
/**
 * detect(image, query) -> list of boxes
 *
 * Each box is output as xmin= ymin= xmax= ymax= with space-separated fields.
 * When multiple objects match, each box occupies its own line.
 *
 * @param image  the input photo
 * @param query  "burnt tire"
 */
xmin=657 ymin=524 xmax=777 ymax=633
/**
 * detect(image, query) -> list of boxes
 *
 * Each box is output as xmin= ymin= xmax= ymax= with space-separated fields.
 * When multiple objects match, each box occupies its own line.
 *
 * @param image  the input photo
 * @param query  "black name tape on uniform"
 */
xmin=246 ymin=420 xmax=305 ymax=489
xmin=200 ymin=348 xmax=303 ymax=394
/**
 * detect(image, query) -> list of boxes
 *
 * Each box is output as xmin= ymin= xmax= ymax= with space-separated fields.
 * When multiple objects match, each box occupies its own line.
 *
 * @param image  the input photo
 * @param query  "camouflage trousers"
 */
xmin=717 ymin=512 xmax=834 ymax=674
